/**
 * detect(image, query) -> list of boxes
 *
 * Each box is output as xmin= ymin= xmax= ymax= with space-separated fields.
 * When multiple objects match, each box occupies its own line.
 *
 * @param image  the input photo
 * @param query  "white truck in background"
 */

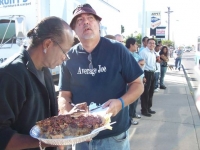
xmin=0 ymin=0 xmax=121 ymax=81
xmin=0 ymin=0 xmax=71 ymax=81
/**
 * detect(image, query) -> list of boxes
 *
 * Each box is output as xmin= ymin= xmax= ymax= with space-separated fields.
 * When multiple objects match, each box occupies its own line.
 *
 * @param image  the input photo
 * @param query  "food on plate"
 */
xmin=36 ymin=102 xmax=111 ymax=139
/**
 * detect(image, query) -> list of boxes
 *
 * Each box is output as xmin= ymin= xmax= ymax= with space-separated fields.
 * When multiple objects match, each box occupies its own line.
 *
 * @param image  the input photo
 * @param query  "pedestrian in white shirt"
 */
xmin=139 ymin=38 xmax=157 ymax=117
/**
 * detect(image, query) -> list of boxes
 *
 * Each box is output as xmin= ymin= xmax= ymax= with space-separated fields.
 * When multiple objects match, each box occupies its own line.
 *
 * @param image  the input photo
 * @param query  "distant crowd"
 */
xmin=102 ymin=34 xmax=184 ymax=125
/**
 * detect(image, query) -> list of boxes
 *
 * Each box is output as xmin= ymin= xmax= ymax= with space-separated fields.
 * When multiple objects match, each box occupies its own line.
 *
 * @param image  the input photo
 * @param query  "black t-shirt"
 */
xmin=59 ymin=37 xmax=143 ymax=139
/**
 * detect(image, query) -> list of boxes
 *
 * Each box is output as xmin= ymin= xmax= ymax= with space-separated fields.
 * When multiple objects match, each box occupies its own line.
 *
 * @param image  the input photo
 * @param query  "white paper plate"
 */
xmin=30 ymin=125 xmax=99 ymax=145
xmin=30 ymin=122 xmax=116 ymax=145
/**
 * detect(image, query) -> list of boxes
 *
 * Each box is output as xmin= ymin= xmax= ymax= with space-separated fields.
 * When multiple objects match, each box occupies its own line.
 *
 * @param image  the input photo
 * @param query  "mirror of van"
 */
xmin=16 ymin=16 xmax=25 ymax=39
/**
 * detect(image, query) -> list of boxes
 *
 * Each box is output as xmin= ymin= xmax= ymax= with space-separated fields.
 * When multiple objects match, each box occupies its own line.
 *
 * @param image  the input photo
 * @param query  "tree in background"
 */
xmin=125 ymin=33 xmax=142 ymax=48
xmin=162 ymin=40 xmax=174 ymax=47
xmin=121 ymin=25 xmax=125 ymax=34
xmin=124 ymin=33 xmax=174 ymax=48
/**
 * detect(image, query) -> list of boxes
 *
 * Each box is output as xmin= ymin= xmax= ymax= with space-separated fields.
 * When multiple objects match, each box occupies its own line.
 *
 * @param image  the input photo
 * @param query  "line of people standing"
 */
xmin=114 ymin=35 xmax=169 ymax=119
xmin=126 ymin=37 xmax=170 ymax=118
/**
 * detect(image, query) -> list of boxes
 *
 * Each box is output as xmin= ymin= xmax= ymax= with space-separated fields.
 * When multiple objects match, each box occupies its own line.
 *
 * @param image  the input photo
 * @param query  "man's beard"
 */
xmin=83 ymin=34 xmax=94 ymax=40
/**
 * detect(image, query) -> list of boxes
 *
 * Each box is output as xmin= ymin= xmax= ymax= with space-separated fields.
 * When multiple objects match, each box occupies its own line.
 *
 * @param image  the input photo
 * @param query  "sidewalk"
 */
xmin=129 ymin=58 xmax=200 ymax=150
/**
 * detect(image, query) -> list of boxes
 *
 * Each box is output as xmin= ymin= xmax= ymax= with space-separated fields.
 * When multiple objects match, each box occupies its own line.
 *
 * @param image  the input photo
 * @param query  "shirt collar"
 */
xmin=146 ymin=47 xmax=154 ymax=53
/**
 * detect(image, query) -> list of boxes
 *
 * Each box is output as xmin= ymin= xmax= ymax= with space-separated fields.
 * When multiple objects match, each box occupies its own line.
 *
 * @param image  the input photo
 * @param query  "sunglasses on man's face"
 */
xmin=88 ymin=53 xmax=93 ymax=69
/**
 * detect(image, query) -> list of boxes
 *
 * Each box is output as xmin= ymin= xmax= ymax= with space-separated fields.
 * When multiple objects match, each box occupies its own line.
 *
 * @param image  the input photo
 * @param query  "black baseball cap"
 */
xmin=70 ymin=4 xmax=102 ymax=29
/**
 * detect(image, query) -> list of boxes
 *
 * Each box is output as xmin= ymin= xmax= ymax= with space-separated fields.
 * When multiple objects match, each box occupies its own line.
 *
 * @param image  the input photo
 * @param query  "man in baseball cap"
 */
xmin=59 ymin=3 xmax=144 ymax=150
xmin=70 ymin=4 xmax=102 ymax=30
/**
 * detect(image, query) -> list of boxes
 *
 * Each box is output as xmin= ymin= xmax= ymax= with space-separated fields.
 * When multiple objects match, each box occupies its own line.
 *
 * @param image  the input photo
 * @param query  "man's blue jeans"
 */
xmin=129 ymin=99 xmax=138 ymax=118
xmin=160 ymin=66 xmax=167 ymax=86
xmin=175 ymin=58 xmax=182 ymax=70
xmin=154 ymin=72 xmax=160 ymax=89
xmin=75 ymin=130 xmax=130 ymax=150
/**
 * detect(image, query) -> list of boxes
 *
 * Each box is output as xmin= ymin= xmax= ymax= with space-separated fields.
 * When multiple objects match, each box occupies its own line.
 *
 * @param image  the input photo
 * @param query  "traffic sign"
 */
xmin=150 ymin=11 xmax=161 ymax=29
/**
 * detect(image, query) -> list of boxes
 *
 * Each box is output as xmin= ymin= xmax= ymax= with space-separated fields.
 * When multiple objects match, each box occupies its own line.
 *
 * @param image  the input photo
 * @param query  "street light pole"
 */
xmin=173 ymin=20 xmax=179 ymax=48
xmin=165 ymin=7 xmax=173 ymax=40
xmin=142 ymin=0 xmax=146 ymax=40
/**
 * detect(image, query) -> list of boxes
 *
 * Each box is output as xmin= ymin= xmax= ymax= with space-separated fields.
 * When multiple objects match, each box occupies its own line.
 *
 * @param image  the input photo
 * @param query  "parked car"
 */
xmin=185 ymin=46 xmax=192 ymax=52
xmin=185 ymin=48 xmax=191 ymax=52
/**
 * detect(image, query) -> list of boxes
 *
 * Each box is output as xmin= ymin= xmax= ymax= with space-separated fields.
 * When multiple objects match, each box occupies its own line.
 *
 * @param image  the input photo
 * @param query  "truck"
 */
xmin=0 ymin=0 xmax=121 ymax=82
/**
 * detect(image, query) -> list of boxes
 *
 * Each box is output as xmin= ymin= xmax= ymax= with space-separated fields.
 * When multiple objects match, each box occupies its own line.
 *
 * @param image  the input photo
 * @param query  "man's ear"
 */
xmin=43 ymin=39 xmax=52 ymax=50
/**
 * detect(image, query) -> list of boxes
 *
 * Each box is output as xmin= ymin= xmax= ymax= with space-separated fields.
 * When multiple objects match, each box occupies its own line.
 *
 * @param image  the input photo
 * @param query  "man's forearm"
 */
xmin=122 ymin=78 xmax=144 ymax=106
xmin=58 ymin=97 xmax=73 ymax=113
xmin=58 ymin=91 xmax=73 ymax=113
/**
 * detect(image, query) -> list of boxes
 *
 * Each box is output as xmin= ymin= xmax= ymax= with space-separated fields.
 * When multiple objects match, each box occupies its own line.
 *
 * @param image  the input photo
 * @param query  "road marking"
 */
xmin=129 ymin=128 xmax=136 ymax=139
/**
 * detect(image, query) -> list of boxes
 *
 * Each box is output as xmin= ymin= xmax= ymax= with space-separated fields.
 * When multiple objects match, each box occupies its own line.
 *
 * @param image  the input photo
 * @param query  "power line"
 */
xmin=165 ymin=7 xmax=173 ymax=40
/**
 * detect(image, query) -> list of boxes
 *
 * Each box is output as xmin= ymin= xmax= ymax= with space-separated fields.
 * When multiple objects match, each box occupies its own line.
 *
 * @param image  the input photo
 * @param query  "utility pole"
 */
xmin=165 ymin=7 xmax=173 ymax=40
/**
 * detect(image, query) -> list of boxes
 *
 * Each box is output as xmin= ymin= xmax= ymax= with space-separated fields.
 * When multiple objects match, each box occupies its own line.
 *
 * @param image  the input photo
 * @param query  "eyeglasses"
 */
xmin=88 ymin=53 xmax=93 ymax=69
xmin=52 ymin=40 xmax=70 ymax=60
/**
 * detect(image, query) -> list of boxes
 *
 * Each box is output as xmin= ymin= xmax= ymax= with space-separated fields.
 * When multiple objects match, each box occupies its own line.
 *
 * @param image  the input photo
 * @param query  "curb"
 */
xmin=182 ymin=64 xmax=195 ymax=101
xmin=182 ymin=64 xmax=200 ymax=150
xmin=182 ymin=64 xmax=200 ymax=120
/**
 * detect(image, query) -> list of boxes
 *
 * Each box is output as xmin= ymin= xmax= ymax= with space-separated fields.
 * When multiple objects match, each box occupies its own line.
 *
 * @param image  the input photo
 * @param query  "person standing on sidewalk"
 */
xmin=115 ymin=34 xmax=124 ymax=43
xmin=139 ymin=38 xmax=157 ymax=117
xmin=154 ymin=45 xmax=161 ymax=92
xmin=175 ymin=46 xmax=183 ymax=71
xmin=157 ymin=40 xmax=162 ymax=49
xmin=104 ymin=34 xmax=116 ymax=40
xmin=139 ymin=36 xmax=149 ymax=52
xmin=0 ymin=16 xmax=74 ymax=150
xmin=159 ymin=46 xmax=169 ymax=89
xmin=58 ymin=3 xmax=144 ymax=150
xmin=125 ymin=37 xmax=145 ymax=125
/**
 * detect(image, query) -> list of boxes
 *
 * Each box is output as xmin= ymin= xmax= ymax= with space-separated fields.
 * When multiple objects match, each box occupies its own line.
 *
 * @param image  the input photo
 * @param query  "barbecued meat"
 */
xmin=36 ymin=114 xmax=103 ymax=139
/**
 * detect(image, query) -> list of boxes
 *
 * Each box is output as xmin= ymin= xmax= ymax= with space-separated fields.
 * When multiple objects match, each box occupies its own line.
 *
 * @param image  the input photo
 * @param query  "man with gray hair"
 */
xmin=58 ymin=3 xmax=144 ymax=150
xmin=115 ymin=34 xmax=124 ymax=43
